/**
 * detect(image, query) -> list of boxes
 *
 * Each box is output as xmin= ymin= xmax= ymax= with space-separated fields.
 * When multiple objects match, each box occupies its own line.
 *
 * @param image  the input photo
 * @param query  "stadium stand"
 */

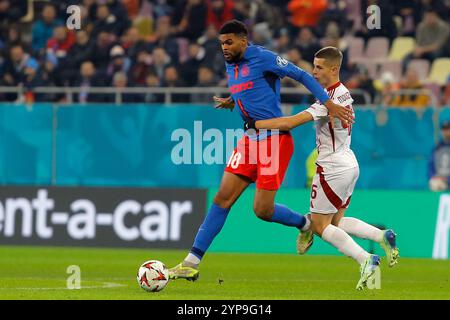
xmin=428 ymin=58 xmax=450 ymax=85
xmin=0 ymin=0 xmax=448 ymax=105
xmin=388 ymin=36 xmax=415 ymax=61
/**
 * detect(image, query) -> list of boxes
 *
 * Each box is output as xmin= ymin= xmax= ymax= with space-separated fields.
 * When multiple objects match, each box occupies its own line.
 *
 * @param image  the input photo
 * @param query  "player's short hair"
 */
xmin=219 ymin=20 xmax=248 ymax=37
xmin=314 ymin=46 xmax=343 ymax=67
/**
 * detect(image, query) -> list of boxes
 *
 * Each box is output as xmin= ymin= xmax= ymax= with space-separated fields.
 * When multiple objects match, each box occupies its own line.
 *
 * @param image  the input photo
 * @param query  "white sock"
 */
xmin=338 ymin=217 xmax=383 ymax=242
xmin=321 ymin=224 xmax=370 ymax=264
xmin=184 ymin=253 xmax=201 ymax=266
xmin=301 ymin=214 xmax=311 ymax=231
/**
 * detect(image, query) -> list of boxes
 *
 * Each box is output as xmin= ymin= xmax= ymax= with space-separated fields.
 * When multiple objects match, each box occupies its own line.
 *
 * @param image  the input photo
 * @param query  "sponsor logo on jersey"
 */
xmin=337 ymin=92 xmax=352 ymax=104
xmin=230 ymin=81 xmax=254 ymax=94
xmin=241 ymin=64 xmax=250 ymax=77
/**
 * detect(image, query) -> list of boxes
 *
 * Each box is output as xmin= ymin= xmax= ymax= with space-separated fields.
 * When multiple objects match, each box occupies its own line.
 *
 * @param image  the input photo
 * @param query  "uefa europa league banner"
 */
xmin=0 ymin=186 xmax=206 ymax=248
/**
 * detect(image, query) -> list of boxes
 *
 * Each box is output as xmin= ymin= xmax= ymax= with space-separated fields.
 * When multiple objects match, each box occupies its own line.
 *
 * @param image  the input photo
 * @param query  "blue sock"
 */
xmin=190 ymin=203 xmax=230 ymax=260
xmin=271 ymin=204 xmax=306 ymax=229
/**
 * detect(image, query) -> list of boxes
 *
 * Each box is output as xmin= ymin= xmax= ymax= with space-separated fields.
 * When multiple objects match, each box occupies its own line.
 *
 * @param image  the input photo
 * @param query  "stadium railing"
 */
xmin=0 ymin=86 xmax=373 ymax=105
xmin=0 ymin=86 xmax=440 ymax=107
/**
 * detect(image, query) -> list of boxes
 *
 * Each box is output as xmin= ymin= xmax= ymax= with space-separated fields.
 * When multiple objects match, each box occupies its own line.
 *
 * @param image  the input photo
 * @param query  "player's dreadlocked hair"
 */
xmin=219 ymin=20 xmax=248 ymax=37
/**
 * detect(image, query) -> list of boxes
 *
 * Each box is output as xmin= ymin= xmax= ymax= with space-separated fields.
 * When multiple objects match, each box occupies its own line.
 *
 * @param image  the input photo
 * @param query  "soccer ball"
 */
xmin=137 ymin=260 xmax=169 ymax=292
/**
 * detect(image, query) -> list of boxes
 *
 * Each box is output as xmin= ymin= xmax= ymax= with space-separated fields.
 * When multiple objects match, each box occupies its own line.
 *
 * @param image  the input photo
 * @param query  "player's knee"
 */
xmin=213 ymin=192 xmax=233 ymax=209
xmin=253 ymin=204 xmax=273 ymax=221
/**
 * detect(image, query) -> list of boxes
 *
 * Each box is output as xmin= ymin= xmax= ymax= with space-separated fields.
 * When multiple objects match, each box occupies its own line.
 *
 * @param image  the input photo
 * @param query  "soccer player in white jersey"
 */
xmin=244 ymin=46 xmax=399 ymax=290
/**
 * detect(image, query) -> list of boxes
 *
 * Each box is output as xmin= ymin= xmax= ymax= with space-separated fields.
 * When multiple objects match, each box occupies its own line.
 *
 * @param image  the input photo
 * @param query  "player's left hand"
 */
xmin=324 ymin=100 xmax=354 ymax=128
xmin=213 ymin=96 xmax=234 ymax=111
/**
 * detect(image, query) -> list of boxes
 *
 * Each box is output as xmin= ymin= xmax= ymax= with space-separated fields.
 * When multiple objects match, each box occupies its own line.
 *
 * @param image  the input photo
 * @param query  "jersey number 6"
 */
xmin=311 ymin=184 xmax=318 ymax=199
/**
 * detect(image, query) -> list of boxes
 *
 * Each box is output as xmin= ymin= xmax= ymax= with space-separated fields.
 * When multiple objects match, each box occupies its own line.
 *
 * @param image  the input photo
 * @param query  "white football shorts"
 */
xmin=309 ymin=166 xmax=359 ymax=214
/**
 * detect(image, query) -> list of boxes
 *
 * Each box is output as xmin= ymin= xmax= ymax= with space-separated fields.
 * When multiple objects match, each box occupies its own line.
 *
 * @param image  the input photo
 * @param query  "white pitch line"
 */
xmin=0 ymin=282 xmax=127 ymax=290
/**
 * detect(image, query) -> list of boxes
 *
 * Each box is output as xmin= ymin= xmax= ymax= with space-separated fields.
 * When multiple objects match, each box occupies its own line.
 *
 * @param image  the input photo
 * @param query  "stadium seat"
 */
xmin=378 ymin=60 xmax=402 ymax=82
xmin=345 ymin=0 xmax=362 ymax=30
xmin=407 ymin=59 xmax=430 ymax=82
xmin=365 ymin=37 xmax=390 ymax=61
xmin=348 ymin=37 xmax=365 ymax=65
xmin=363 ymin=61 xmax=378 ymax=79
xmin=393 ymin=16 xmax=403 ymax=34
xmin=428 ymin=58 xmax=450 ymax=85
xmin=388 ymin=37 xmax=415 ymax=61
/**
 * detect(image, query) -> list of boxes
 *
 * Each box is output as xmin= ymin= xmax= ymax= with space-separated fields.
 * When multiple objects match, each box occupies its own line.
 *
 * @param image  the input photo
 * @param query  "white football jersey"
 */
xmin=305 ymin=82 xmax=358 ymax=174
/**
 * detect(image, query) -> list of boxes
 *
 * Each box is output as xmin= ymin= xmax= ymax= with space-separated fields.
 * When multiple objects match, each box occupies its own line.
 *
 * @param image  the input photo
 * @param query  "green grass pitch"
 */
xmin=0 ymin=245 xmax=449 ymax=300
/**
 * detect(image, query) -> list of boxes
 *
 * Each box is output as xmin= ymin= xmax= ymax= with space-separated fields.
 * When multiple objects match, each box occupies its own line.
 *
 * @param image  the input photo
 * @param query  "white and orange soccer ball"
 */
xmin=137 ymin=260 xmax=169 ymax=292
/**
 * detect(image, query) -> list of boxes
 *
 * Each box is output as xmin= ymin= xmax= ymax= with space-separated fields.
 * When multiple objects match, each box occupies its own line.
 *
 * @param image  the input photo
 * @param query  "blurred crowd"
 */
xmin=0 ymin=0 xmax=449 ymax=105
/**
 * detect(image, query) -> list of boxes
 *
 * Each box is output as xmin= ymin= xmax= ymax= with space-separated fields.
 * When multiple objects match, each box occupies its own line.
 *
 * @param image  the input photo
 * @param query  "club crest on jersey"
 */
xmin=241 ymin=65 xmax=250 ymax=77
xmin=276 ymin=56 xmax=288 ymax=67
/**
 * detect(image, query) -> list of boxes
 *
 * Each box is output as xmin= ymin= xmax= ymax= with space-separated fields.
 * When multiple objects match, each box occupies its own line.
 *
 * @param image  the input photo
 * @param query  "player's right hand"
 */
xmin=213 ymin=96 xmax=234 ymax=111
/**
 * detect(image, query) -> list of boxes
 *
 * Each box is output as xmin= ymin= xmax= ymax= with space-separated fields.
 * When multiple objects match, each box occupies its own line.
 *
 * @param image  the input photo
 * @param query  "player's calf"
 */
xmin=309 ymin=213 xmax=334 ymax=237
xmin=253 ymin=190 xmax=309 ymax=228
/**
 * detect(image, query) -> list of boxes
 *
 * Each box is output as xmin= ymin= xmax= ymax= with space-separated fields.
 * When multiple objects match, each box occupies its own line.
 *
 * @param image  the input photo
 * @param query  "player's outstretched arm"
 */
xmin=262 ymin=51 xmax=353 ymax=127
xmin=245 ymin=111 xmax=313 ymax=131
xmin=291 ymin=71 xmax=353 ymax=127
